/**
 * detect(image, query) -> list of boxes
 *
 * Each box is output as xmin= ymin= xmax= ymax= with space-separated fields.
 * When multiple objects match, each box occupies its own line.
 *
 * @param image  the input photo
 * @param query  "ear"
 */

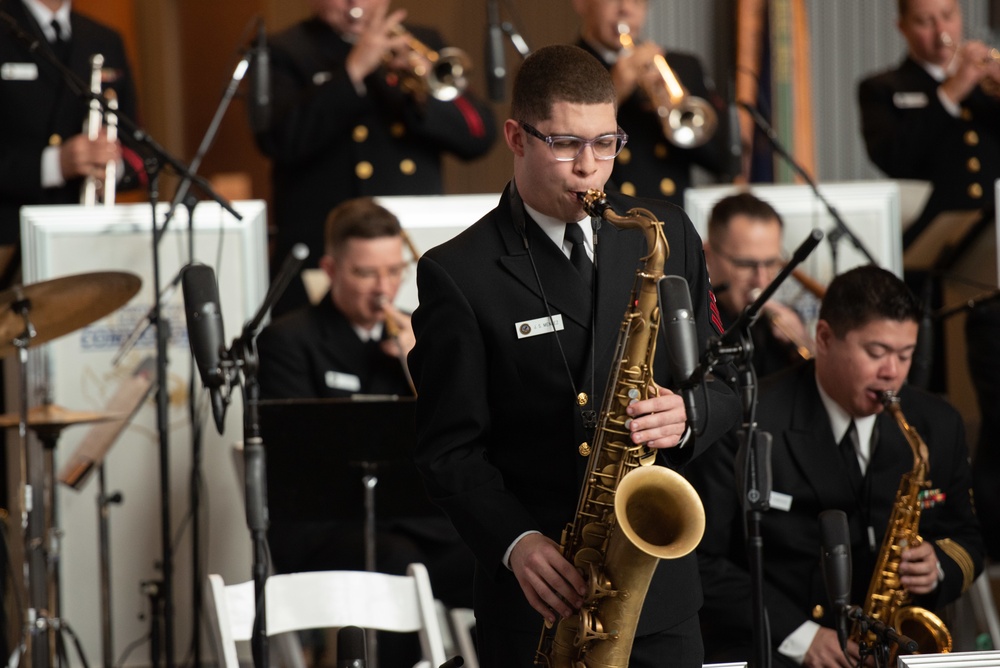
xmin=814 ymin=319 xmax=833 ymax=355
xmin=320 ymin=253 xmax=336 ymax=282
xmin=504 ymin=119 xmax=525 ymax=157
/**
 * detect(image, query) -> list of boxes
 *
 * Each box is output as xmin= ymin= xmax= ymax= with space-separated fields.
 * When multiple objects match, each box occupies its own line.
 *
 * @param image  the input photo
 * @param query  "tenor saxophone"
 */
xmin=534 ymin=190 xmax=706 ymax=668
xmin=850 ymin=390 xmax=952 ymax=657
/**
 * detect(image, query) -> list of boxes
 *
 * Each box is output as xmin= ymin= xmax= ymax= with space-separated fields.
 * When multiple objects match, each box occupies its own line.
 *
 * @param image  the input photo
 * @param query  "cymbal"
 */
xmin=0 ymin=404 xmax=125 ymax=429
xmin=0 ymin=271 xmax=141 ymax=357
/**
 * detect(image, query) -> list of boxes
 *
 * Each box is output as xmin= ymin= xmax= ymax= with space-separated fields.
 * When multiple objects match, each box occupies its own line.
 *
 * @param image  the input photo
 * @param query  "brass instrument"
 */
xmin=940 ymin=32 xmax=1000 ymax=98
xmin=81 ymin=53 xmax=117 ymax=207
xmin=387 ymin=25 xmax=470 ymax=102
xmin=850 ymin=390 xmax=952 ymax=658
xmin=617 ymin=24 xmax=717 ymax=149
xmin=535 ymin=190 xmax=706 ymax=667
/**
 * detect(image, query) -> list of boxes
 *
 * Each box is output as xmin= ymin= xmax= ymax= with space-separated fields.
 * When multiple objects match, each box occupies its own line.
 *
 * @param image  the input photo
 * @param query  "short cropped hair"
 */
xmin=324 ymin=197 xmax=402 ymax=257
xmin=819 ymin=265 xmax=922 ymax=337
xmin=707 ymin=192 xmax=783 ymax=241
xmin=510 ymin=44 xmax=616 ymax=124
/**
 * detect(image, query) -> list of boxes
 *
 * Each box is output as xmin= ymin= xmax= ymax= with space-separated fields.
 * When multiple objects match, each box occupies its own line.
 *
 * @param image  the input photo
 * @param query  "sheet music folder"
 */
xmin=259 ymin=395 xmax=436 ymax=522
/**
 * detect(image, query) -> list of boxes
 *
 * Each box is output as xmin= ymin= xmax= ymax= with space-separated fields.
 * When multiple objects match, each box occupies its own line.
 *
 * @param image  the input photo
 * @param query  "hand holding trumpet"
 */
xmin=60 ymin=129 xmax=121 ymax=185
xmin=379 ymin=298 xmax=414 ymax=359
xmin=344 ymin=0 xmax=409 ymax=88
xmin=939 ymin=33 xmax=1000 ymax=103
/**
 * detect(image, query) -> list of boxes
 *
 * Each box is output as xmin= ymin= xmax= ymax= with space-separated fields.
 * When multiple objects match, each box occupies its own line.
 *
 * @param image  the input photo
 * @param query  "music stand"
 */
xmin=259 ymin=396 xmax=429 ymax=668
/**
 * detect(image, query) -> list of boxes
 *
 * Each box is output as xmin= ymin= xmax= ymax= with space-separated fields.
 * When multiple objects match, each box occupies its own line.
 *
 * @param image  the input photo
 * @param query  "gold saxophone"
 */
xmin=535 ymin=190 xmax=706 ymax=668
xmin=851 ymin=390 xmax=952 ymax=657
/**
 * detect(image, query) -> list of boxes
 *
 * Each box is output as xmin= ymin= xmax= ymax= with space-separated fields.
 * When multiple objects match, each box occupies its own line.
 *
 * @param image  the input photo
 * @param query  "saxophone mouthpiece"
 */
xmin=578 ymin=189 xmax=611 ymax=218
xmin=877 ymin=389 xmax=899 ymax=407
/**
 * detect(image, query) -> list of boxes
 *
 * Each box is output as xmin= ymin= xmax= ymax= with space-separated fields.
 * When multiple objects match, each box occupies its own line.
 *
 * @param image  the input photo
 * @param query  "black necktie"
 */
xmin=50 ymin=19 xmax=70 ymax=63
xmin=564 ymin=223 xmax=593 ymax=291
xmin=839 ymin=421 xmax=864 ymax=493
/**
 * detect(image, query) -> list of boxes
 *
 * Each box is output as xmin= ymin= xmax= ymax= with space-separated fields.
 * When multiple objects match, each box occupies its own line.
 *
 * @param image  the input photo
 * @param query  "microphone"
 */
xmin=181 ymin=263 xmax=228 ymax=433
xmin=439 ymin=657 xmax=465 ymax=668
xmin=819 ymin=509 xmax=852 ymax=652
xmin=659 ymin=275 xmax=701 ymax=430
xmin=485 ymin=0 xmax=506 ymax=102
xmin=908 ymin=280 xmax=934 ymax=390
xmin=336 ymin=626 xmax=367 ymax=668
xmin=252 ymin=17 xmax=271 ymax=130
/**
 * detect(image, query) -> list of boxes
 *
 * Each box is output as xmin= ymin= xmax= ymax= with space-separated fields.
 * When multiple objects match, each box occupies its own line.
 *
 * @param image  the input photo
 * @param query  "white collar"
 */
xmin=523 ymin=202 xmax=593 ymax=261
xmin=815 ymin=375 xmax=877 ymax=472
xmin=22 ymin=0 xmax=71 ymax=42
xmin=352 ymin=321 xmax=384 ymax=342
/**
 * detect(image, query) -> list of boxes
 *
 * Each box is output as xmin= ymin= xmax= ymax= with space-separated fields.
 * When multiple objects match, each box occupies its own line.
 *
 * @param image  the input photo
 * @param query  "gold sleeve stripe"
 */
xmin=936 ymin=538 xmax=975 ymax=592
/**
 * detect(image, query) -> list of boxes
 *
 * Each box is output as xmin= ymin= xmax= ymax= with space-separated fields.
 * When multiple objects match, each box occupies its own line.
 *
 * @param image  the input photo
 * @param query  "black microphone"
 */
xmin=659 ymin=275 xmax=701 ymax=431
xmin=819 ymin=509 xmax=852 ymax=653
xmin=182 ymin=263 xmax=227 ymax=433
xmin=336 ymin=626 xmax=367 ymax=668
xmin=908 ymin=280 xmax=934 ymax=390
xmin=485 ymin=0 xmax=506 ymax=102
xmin=252 ymin=17 xmax=271 ymax=130
xmin=439 ymin=657 xmax=465 ymax=668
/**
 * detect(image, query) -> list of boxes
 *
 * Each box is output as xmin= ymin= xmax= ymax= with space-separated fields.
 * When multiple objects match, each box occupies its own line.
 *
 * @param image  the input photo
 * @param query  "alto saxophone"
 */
xmin=535 ymin=190 xmax=706 ymax=668
xmin=850 ymin=390 xmax=952 ymax=657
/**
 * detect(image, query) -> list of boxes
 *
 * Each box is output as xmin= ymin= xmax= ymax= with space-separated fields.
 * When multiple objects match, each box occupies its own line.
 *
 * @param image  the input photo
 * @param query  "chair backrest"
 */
xmin=205 ymin=563 xmax=446 ymax=667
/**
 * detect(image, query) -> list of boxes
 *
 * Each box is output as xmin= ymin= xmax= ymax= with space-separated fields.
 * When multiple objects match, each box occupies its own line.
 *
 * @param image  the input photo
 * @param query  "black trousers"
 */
xmin=477 ymin=612 xmax=704 ymax=668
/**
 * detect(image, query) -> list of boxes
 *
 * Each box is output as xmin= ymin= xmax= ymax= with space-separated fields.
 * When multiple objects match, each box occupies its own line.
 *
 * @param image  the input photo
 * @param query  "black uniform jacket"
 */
xmin=410 ymin=185 xmax=741 ymax=639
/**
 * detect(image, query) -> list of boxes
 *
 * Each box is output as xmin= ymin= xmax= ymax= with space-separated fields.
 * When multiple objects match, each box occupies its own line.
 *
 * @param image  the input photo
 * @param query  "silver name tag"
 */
xmin=1 ymin=62 xmax=39 ymax=81
xmin=515 ymin=314 xmax=564 ymax=339
xmin=893 ymin=92 xmax=928 ymax=109
xmin=325 ymin=370 xmax=361 ymax=392
xmin=769 ymin=490 xmax=793 ymax=512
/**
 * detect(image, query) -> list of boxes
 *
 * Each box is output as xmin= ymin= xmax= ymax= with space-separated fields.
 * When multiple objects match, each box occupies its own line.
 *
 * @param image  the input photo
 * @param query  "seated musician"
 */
xmin=688 ymin=264 xmax=983 ymax=667
xmin=257 ymin=197 xmax=473 ymax=663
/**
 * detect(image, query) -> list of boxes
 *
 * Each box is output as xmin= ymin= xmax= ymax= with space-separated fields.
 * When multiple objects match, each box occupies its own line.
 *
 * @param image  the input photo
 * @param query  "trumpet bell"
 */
xmin=660 ymin=96 xmax=718 ymax=149
xmin=426 ymin=47 xmax=471 ymax=102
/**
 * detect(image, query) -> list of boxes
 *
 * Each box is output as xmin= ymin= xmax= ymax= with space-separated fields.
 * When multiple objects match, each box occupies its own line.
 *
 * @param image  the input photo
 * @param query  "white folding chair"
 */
xmin=447 ymin=607 xmax=478 ymax=668
xmin=205 ymin=563 xmax=448 ymax=668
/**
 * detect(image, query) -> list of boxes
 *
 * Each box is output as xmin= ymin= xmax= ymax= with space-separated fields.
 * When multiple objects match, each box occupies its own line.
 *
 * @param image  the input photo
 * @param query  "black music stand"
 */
xmin=259 ymin=396 xmax=431 ymax=668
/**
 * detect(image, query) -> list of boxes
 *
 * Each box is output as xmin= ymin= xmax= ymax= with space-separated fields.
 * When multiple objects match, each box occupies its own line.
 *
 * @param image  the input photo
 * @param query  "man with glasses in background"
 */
xmin=704 ymin=191 xmax=814 ymax=379
xmin=409 ymin=44 xmax=740 ymax=667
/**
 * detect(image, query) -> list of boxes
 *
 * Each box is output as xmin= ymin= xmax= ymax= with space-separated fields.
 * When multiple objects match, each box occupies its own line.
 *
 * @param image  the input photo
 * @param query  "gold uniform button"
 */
xmin=399 ymin=159 xmax=416 ymax=175
xmin=48 ymin=133 xmax=62 ymax=147
xmin=812 ymin=605 xmax=824 ymax=620
xmin=352 ymin=125 xmax=369 ymax=142
xmin=355 ymin=161 xmax=374 ymax=180
xmin=660 ymin=178 xmax=676 ymax=197
xmin=969 ymin=183 xmax=983 ymax=199
xmin=617 ymin=147 xmax=632 ymax=165
xmin=654 ymin=143 xmax=669 ymax=159
xmin=390 ymin=122 xmax=406 ymax=138
xmin=961 ymin=107 xmax=973 ymax=121
xmin=578 ymin=442 xmax=591 ymax=457
xmin=620 ymin=182 xmax=636 ymax=197
xmin=965 ymin=130 xmax=979 ymax=146
xmin=968 ymin=157 xmax=981 ymax=172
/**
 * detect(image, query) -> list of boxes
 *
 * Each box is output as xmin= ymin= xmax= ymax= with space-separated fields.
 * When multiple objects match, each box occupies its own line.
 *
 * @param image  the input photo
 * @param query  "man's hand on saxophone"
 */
xmin=509 ymin=533 xmax=587 ymax=625
xmin=625 ymin=385 xmax=688 ymax=449
xmin=899 ymin=540 xmax=941 ymax=594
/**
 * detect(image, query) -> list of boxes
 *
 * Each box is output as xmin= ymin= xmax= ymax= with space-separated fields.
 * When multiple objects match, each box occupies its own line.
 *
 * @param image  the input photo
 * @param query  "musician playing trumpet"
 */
xmin=252 ymin=0 xmax=496 ymax=318
xmin=0 ymin=0 xmax=140 ymax=261
xmin=858 ymin=0 xmax=1000 ymax=249
xmin=704 ymin=192 xmax=815 ymax=378
xmin=571 ymin=0 xmax=730 ymax=205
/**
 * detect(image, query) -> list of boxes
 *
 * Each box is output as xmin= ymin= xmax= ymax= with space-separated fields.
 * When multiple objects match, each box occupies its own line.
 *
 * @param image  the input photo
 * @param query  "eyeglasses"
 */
xmin=711 ymin=247 xmax=784 ymax=273
xmin=520 ymin=121 xmax=628 ymax=161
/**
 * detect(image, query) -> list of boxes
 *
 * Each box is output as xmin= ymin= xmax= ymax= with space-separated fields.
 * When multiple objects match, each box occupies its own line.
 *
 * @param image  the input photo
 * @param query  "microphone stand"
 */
xmin=738 ymin=102 xmax=876 ymax=273
xmin=694 ymin=228 xmax=823 ymax=668
xmin=844 ymin=606 xmax=917 ymax=668
xmin=0 ymin=14 xmax=244 ymax=667
xmin=213 ymin=245 xmax=308 ymax=668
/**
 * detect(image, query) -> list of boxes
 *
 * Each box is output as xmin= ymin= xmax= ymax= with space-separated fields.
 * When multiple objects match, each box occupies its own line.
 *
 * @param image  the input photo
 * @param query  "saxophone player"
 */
xmin=689 ymin=265 xmax=983 ymax=668
xmin=410 ymin=45 xmax=740 ymax=667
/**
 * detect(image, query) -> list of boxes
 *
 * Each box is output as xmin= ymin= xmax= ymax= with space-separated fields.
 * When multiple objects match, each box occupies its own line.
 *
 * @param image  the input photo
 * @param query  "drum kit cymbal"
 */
xmin=0 ymin=270 xmax=141 ymax=668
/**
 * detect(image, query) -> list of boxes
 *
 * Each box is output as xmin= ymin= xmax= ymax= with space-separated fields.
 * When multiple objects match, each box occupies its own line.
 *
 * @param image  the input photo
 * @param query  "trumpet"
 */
xmin=386 ymin=25 xmax=471 ymax=102
xmin=940 ymin=32 xmax=1000 ymax=97
xmin=81 ymin=53 xmax=117 ymax=207
xmin=617 ymin=23 xmax=717 ymax=148
xmin=749 ymin=287 xmax=814 ymax=360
